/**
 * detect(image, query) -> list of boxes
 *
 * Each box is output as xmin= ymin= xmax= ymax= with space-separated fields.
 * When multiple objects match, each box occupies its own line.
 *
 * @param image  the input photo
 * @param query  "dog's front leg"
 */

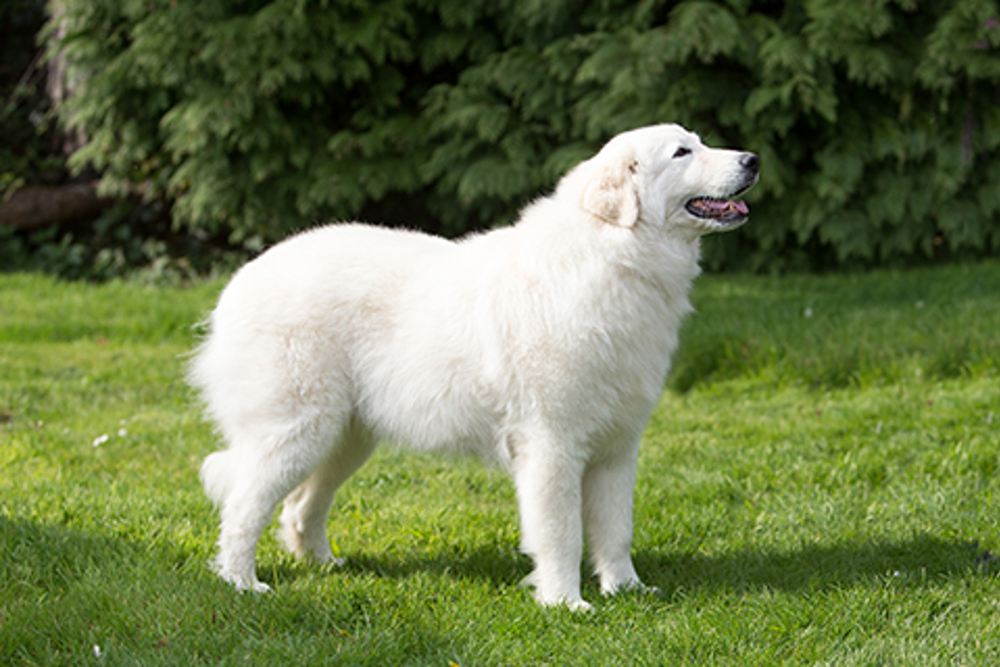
xmin=582 ymin=440 xmax=650 ymax=596
xmin=512 ymin=444 xmax=590 ymax=610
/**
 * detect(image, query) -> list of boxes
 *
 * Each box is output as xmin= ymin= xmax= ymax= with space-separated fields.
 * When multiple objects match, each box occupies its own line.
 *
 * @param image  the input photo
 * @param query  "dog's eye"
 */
xmin=673 ymin=147 xmax=692 ymax=158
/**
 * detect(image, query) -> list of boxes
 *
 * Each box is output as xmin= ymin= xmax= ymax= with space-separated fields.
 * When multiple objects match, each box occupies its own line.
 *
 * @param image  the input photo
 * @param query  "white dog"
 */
xmin=190 ymin=123 xmax=758 ymax=609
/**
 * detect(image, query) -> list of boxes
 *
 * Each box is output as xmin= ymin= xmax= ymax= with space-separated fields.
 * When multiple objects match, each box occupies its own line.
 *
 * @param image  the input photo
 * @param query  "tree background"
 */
xmin=4 ymin=0 xmax=1000 ymax=274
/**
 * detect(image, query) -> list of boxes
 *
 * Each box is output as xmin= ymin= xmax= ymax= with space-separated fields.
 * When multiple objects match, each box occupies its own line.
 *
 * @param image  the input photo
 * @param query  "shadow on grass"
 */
xmin=253 ymin=543 xmax=531 ymax=593
xmin=2 ymin=515 xmax=133 ymax=594
xmin=635 ymin=535 xmax=999 ymax=598
xmin=6 ymin=516 xmax=993 ymax=603
xmin=260 ymin=533 xmax=998 ymax=599
xmin=0 ymin=515 xmax=211 ymax=596
xmin=0 ymin=516 xmax=465 ymax=662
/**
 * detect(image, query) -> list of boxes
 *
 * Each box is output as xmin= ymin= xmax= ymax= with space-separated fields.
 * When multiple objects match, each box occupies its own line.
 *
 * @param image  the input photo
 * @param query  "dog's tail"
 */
xmin=200 ymin=450 xmax=238 ymax=506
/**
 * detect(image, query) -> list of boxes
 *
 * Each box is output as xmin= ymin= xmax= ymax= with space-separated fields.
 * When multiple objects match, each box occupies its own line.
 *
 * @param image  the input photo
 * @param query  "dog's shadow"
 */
xmin=633 ymin=536 xmax=997 ymax=599
xmin=266 ymin=534 xmax=997 ymax=599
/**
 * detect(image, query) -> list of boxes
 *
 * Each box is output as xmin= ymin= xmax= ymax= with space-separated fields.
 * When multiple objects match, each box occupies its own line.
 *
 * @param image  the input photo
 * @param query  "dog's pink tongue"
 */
xmin=687 ymin=197 xmax=750 ymax=220
xmin=706 ymin=199 xmax=748 ymax=215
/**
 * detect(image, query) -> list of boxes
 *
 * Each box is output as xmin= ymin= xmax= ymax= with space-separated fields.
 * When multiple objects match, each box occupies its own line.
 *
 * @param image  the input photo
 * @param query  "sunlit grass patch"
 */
xmin=2 ymin=263 xmax=999 ymax=664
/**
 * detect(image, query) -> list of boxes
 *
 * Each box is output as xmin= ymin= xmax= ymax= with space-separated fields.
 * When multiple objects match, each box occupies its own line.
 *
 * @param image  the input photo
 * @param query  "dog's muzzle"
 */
xmin=684 ymin=152 xmax=759 ymax=227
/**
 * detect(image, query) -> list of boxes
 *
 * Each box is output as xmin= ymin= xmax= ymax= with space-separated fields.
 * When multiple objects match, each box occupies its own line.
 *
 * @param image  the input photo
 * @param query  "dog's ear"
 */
xmin=581 ymin=160 xmax=639 ymax=227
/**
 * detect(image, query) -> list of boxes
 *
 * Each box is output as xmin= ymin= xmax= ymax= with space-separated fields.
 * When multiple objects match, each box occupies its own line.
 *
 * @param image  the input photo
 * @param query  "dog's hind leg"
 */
xmin=211 ymin=429 xmax=339 ymax=593
xmin=278 ymin=422 xmax=377 ymax=563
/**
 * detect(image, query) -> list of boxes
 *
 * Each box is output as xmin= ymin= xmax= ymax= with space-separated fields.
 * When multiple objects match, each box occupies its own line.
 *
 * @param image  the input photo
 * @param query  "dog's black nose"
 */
xmin=740 ymin=152 xmax=760 ymax=173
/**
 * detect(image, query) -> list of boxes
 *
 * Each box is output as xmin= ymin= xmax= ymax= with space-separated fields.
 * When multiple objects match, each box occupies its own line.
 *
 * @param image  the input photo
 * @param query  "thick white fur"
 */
xmin=190 ymin=123 xmax=758 ymax=609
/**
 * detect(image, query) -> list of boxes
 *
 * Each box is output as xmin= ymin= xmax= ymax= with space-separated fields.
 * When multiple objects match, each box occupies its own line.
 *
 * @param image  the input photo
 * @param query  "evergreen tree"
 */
xmin=50 ymin=0 xmax=1000 ymax=270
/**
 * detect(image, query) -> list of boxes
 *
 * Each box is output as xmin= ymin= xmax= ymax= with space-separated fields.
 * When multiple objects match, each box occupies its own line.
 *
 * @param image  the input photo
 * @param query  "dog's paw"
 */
xmin=214 ymin=561 xmax=272 ymax=594
xmin=602 ymin=578 xmax=659 ymax=597
xmin=625 ymin=582 xmax=659 ymax=596
xmin=519 ymin=572 xmax=593 ymax=611
xmin=536 ymin=595 xmax=593 ymax=612
xmin=313 ymin=553 xmax=346 ymax=566
xmin=224 ymin=574 xmax=272 ymax=594
xmin=240 ymin=579 xmax=273 ymax=594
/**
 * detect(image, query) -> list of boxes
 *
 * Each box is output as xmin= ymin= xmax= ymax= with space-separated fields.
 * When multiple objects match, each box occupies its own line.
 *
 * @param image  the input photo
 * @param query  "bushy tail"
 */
xmin=200 ymin=450 xmax=238 ymax=506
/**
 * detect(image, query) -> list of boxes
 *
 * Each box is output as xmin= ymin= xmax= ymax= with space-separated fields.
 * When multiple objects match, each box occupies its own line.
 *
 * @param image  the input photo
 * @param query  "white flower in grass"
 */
xmin=93 ymin=644 xmax=103 ymax=657
xmin=118 ymin=428 xmax=127 ymax=437
xmin=804 ymin=307 xmax=814 ymax=318
xmin=92 ymin=434 xmax=110 ymax=447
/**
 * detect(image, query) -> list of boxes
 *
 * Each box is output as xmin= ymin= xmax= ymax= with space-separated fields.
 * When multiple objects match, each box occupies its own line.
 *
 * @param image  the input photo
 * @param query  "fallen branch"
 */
xmin=0 ymin=182 xmax=112 ymax=231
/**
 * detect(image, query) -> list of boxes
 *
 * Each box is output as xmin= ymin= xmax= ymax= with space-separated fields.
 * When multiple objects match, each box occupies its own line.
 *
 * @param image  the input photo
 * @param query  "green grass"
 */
xmin=1 ymin=262 xmax=999 ymax=665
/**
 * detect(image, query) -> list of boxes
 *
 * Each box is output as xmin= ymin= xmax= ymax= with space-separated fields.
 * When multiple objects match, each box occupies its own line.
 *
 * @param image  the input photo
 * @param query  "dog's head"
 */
xmin=562 ymin=124 xmax=759 ymax=239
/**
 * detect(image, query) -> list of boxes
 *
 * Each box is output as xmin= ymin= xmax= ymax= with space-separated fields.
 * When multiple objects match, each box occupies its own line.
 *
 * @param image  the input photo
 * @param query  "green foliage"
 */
xmin=50 ymin=0 xmax=1000 ymax=270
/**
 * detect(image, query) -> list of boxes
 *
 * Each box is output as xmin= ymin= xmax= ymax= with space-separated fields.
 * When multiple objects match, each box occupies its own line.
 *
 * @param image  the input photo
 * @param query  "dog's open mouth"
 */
xmin=684 ymin=197 xmax=749 ymax=225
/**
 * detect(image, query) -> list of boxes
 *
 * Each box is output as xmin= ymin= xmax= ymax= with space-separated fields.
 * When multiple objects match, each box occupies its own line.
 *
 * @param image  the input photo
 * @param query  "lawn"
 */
xmin=1 ymin=262 xmax=999 ymax=665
